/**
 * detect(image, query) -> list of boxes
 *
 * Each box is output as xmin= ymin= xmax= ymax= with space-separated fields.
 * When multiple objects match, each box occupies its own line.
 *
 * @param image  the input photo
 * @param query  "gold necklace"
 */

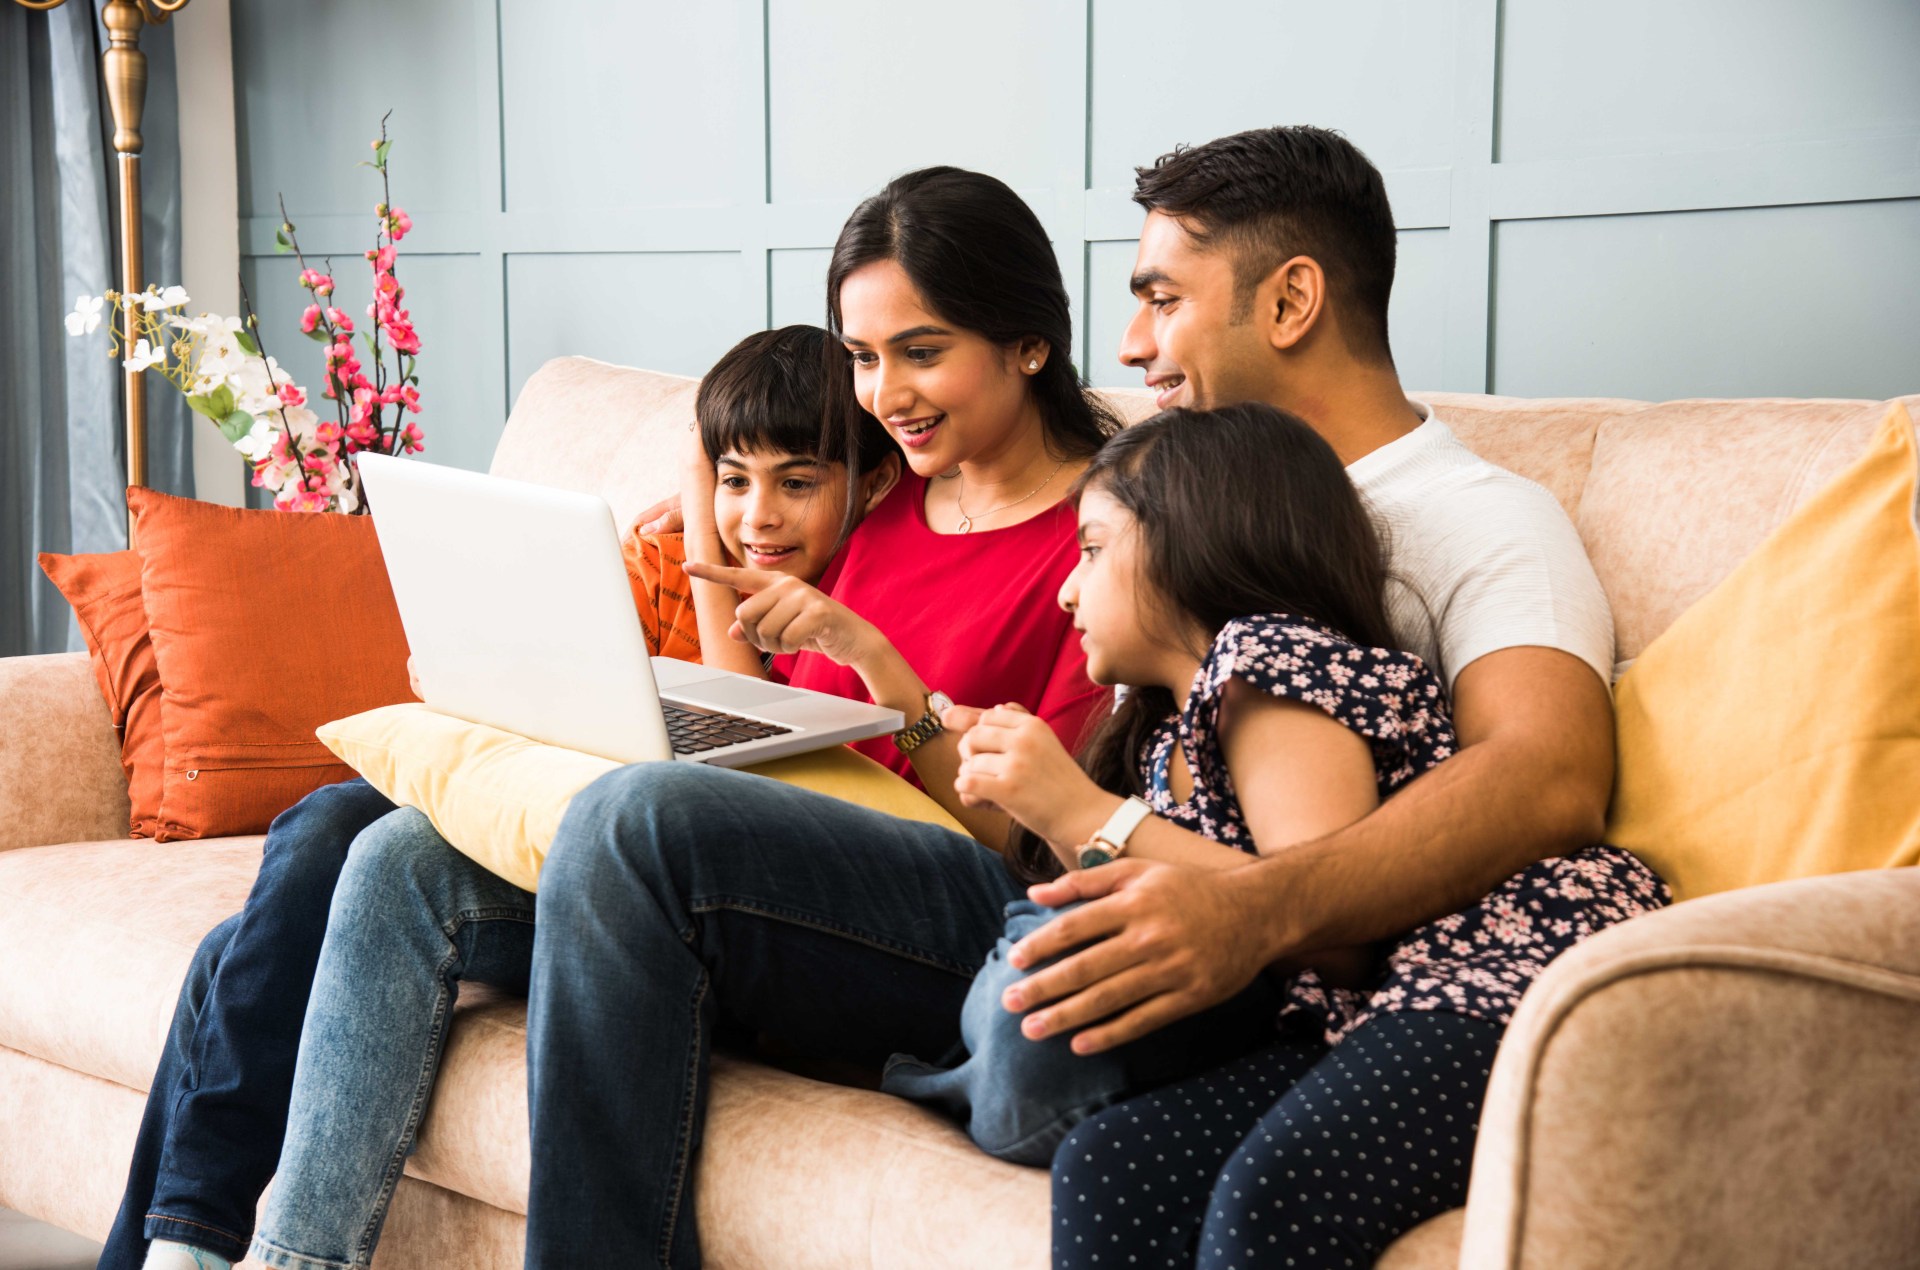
xmin=955 ymin=459 xmax=1067 ymax=533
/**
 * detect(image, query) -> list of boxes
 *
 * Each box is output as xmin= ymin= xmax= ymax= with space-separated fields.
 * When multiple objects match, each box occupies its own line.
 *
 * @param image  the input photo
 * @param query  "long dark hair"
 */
xmin=826 ymin=166 xmax=1120 ymax=462
xmin=1007 ymin=402 xmax=1397 ymax=883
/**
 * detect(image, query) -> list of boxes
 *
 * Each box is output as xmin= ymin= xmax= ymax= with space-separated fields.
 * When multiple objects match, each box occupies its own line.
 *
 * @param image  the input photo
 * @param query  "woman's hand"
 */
xmin=954 ymin=704 xmax=1111 ymax=844
xmin=407 ymin=655 xmax=424 ymax=701
xmin=682 ymin=561 xmax=882 ymax=667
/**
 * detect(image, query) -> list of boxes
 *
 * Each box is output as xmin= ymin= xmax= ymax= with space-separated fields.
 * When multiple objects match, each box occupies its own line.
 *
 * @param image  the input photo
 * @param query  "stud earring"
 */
xmin=1028 ymin=359 xmax=1039 ymax=371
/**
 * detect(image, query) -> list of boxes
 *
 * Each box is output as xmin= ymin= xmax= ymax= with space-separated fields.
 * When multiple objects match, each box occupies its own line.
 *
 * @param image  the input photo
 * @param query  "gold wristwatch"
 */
xmin=1075 ymin=796 xmax=1154 ymax=869
xmin=892 ymin=689 xmax=954 ymax=754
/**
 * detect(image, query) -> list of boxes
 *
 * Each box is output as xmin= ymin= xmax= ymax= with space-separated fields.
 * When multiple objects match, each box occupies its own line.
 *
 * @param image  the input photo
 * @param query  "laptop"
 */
xmin=354 ymin=454 xmax=903 ymax=766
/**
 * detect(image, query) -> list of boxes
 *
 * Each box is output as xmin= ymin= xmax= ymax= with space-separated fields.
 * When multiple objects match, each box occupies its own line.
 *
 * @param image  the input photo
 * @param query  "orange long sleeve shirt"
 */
xmin=620 ymin=530 xmax=703 ymax=663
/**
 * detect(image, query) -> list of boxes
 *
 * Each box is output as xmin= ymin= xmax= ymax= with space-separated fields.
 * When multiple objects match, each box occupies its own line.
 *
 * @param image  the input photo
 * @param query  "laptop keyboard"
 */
xmin=662 ymin=701 xmax=794 ymax=755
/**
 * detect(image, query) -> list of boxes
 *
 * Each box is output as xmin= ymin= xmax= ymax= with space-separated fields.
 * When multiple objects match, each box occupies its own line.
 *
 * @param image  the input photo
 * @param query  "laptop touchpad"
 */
xmin=679 ymin=677 xmax=808 ymax=710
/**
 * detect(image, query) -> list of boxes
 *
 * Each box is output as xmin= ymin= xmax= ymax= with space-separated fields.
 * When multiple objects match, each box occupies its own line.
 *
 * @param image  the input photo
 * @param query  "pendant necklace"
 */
xmin=954 ymin=459 xmax=1067 ymax=533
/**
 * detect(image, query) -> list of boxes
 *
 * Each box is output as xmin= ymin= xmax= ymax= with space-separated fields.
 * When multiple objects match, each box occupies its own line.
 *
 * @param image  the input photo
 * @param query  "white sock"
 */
xmin=143 ymin=1240 xmax=233 ymax=1270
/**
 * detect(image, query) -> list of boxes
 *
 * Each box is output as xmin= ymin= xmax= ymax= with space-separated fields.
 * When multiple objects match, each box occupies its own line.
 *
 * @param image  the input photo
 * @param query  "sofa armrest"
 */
xmin=0 ymin=653 xmax=131 ymax=852
xmin=1459 ymin=868 xmax=1920 ymax=1269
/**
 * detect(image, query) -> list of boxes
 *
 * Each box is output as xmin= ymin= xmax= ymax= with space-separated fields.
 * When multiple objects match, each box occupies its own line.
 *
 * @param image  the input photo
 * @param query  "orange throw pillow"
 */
xmin=129 ymin=488 xmax=413 ymax=840
xmin=37 ymin=549 xmax=166 ymax=837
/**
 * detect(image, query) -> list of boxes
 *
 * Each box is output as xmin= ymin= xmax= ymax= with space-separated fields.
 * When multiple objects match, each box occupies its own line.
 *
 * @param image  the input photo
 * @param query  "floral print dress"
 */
xmin=1142 ymin=614 xmax=1670 ymax=1045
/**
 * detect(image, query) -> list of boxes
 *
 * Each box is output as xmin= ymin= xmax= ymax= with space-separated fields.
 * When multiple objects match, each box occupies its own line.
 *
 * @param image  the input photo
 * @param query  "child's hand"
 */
xmin=954 ymin=704 xmax=1103 ymax=840
xmin=682 ymin=561 xmax=881 ymax=667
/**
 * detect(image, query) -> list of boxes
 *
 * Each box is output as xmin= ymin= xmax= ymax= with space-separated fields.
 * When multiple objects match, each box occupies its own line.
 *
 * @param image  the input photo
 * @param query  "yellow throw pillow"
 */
xmin=316 ymin=704 xmax=965 ymax=892
xmin=1609 ymin=404 xmax=1920 ymax=900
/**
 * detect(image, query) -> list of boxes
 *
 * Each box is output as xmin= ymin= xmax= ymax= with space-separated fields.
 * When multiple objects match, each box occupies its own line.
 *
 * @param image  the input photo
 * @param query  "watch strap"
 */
xmin=892 ymin=709 xmax=944 ymax=754
xmin=1076 ymin=796 xmax=1154 ymax=868
xmin=892 ymin=690 xmax=951 ymax=755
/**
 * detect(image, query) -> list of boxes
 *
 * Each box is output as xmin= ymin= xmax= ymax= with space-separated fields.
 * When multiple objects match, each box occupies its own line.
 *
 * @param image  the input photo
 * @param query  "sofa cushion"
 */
xmin=0 ymin=835 xmax=262 ymax=1086
xmin=1608 ymin=405 xmax=1920 ymax=899
xmin=129 ymin=488 xmax=415 ymax=841
xmin=37 ymin=550 xmax=166 ymax=836
xmin=317 ymin=704 xmax=963 ymax=892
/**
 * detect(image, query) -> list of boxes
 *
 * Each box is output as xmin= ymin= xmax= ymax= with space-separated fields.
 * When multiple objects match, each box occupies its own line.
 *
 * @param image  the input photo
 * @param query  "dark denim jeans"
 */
xmin=524 ymin=761 xmax=1031 ymax=1270
xmin=98 ymin=778 xmax=397 ymax=1269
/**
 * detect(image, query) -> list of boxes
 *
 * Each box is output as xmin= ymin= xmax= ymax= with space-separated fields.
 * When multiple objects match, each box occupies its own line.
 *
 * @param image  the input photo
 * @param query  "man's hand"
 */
xmin=953 ymin=704 xmax=1108 ymax=839
xmin=1002 ymin=860 xmax=1273 ymax=1054
xmin=683 ymin=561 xmax=880 ymax=667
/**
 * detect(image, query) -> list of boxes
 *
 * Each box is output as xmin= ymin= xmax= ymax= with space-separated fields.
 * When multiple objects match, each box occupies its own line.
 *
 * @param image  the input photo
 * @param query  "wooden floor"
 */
xmin=0 ymin=1209 xmax=99 ymax=1270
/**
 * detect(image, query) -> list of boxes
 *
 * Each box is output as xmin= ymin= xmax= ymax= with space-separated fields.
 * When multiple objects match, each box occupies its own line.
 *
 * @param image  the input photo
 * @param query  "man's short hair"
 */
xmin=1132 ymin=126 xmax=1397 ymax=364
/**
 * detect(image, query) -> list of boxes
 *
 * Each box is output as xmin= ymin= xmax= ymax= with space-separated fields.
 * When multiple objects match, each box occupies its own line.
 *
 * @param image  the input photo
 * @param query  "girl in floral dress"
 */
xmin=882 ymin=401 xmax=1669 ymax=1269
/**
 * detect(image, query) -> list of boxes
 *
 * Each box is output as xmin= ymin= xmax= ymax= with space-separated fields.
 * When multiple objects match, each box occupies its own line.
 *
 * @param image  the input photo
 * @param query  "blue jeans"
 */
xmin=98 ymin=778 xmax=398 ymax=1269
xmin=524 ymin=761 xmax=1031 ymax=1269
xmin=880 ymin=900 xmax=1285 ymax=1165
xmin=248 ymin=807 xmax=535 ymax=1270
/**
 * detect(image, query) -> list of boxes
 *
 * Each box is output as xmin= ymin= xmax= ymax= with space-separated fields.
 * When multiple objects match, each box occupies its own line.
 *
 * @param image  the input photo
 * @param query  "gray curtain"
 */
xmin=2 ymin=2 xmax=193 ymax=658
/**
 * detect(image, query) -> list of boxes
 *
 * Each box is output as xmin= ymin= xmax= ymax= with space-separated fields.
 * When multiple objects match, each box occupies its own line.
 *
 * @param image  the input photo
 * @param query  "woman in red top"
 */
xmin=684 ymin=164 xmax=1118 ymax=841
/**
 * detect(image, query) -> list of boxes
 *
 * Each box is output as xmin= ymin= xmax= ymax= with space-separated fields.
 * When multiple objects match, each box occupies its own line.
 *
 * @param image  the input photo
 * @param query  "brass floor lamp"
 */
xmin=17 ymin=0 xmax=191 ymax=548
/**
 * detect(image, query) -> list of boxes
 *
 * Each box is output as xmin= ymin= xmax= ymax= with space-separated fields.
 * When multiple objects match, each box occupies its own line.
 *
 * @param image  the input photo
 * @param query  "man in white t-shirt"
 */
xmin=1001 ymin=125 xmax=1623 ymax=1257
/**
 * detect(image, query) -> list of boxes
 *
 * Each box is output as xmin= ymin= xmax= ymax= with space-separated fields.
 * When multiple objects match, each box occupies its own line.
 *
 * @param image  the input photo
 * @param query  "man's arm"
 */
xmin=1000 ymin=646 xmax=1614 ymax=1053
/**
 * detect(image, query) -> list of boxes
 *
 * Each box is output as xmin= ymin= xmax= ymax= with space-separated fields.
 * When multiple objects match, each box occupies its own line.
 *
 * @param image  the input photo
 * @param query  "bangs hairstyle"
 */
xmin=1132 ymin=126 xmax=1398 ymax=366
xmin=695 ymin=324 xmax=891 ymax=478
xmin=827 ymin=166 xmax=1120 ymax=461
xmin=1005 ymin=402 xmax=1396 ymax=884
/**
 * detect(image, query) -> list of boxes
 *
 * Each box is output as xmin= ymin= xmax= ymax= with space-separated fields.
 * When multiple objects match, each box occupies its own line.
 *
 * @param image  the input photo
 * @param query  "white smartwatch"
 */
xmin=1075 ymin=796 xmax=1154 ymax=869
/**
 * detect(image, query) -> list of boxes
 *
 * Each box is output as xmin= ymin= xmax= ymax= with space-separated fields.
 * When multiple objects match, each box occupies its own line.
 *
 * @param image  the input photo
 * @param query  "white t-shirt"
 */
xmin=1346 ymin=403 xmax=1615 ymax=692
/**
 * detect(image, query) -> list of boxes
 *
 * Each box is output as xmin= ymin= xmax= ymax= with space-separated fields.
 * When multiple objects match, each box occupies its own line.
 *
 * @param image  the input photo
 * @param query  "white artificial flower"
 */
xmin=234 ymin=417 xmax=278 ymax=461
xmin=64 ymin=294 xmax=104 ymax=336
xmin=153 ymin=285 xmax=190 ymax=309
xmin=279 ymin=404 xmax=319 ymax=438
xmin=123 ymin=338 xmax=163 ymax=372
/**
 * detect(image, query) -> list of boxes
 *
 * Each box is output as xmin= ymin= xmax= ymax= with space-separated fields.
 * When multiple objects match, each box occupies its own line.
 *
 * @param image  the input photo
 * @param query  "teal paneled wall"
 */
xmin=234 ymin=0 xmax=1920 ymax=472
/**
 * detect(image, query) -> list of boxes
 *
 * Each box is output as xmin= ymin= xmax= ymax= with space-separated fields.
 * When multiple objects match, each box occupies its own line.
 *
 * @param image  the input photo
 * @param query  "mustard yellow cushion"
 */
xmin=1608 ymin=404 xmax=1920 ymax=901
xmin=316 ymin=703 xmax=964 ymax=892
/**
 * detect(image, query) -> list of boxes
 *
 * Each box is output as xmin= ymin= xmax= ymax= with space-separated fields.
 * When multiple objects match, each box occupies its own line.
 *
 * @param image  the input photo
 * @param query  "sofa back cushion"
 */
xmin=36 ymin=550 xmax=164 ymax=836
xmin=1604 ymin=404 xmax=1920 ymax=898
xmin=491 ymin=356 xmax=1918 ymax=664
xmin=130 ymin=488 xmax=414 ymax=840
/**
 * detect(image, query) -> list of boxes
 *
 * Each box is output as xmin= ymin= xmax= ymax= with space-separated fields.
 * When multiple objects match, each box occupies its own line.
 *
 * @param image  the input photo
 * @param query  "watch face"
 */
xmin=929 ymin=691 xmax=954 ymax=713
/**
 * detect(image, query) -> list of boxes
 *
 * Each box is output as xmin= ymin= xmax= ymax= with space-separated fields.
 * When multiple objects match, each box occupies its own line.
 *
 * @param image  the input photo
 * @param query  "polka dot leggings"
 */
xmin=1051 ymin=1010 xmax=1504 ymax=1269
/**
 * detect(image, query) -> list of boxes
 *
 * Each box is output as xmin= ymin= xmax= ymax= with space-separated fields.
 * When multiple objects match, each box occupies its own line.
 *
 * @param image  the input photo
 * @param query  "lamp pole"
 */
xmin=15 ymin=0 xmax=192 ymax=548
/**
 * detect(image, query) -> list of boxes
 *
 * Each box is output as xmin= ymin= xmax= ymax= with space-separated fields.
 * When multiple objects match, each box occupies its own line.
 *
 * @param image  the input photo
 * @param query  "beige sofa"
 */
xmin=3 ymin=358 xmax=1916 ymax=1269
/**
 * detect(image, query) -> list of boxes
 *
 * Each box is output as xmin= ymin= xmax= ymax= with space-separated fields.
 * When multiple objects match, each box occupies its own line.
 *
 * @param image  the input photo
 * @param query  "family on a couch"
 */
xmin=103 ymin=126 xmax=1668 ymax=1270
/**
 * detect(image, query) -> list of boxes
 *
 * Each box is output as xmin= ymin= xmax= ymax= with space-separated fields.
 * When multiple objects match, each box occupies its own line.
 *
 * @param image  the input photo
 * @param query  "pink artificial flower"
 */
xmin=298 ymin=268 xmax=335 ymax=297
xmin=316 ymin=421 xmax=344 ymax=445
xmin=277 ymin=382 xmax=306 ymax=408
xmin=374 ymin=245 xmax=396 ymax=273
xmin=391 ymin=209 xmax=412 ymax=240
xmin=327 ymin=307 xmax=354 ymax=333
xmin=300 ymin=304 xmax=322 ymax=334
xmin=401 ymin=385 xmax=421 ymax=412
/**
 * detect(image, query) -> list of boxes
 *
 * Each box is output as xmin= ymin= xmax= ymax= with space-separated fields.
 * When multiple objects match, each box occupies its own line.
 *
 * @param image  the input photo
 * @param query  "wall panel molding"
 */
xmin=234 ymin=0 xmax=1920 ymax=468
